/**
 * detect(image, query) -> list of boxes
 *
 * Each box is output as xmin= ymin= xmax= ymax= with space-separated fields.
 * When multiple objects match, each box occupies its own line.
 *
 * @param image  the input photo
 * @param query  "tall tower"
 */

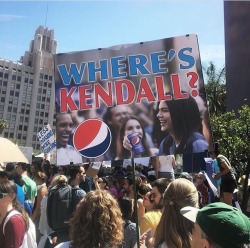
xmin=0 ymin=26 xmax=57 ymax=151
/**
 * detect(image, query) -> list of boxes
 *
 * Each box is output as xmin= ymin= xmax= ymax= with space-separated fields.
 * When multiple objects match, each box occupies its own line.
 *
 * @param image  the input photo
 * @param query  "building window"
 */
xmin=4 ymin=73 xmax=8 ymax=79
xmin=36 ymin=111 xmax=39 ymax=116
xmin=12 ymin=75 xmax=16 ymax=80
xmin=15 ymin=92 xmax=19 ymax=97
xmin=25 ymin=110 xmax=30 ymax=115
xmin=29 ymin=79 xmax=33 ymax=84
xmin=24 ymin=126 xmax=27 ymax=131
xmin=16 ymin=84 xmax=20 ymax=89
xmin=17 ymin=76 xmax=21 ymax=81
xmin=25 ymin=78 xmax=28 ymax=83
xmin=49 ymin=76 xmax=52 ymax=81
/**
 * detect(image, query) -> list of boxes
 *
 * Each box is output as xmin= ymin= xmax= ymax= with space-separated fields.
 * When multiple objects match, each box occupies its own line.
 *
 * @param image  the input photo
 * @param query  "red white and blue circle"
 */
xmin=131 ymin=136 xmax=140 ymax=145
xmin=73 ymin=119 xmax=111 ymax=158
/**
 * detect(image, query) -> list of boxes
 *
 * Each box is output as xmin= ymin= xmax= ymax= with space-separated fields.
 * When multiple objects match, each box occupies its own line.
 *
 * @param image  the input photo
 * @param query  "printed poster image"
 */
xmin=54 ymin=34 xmax=214 ymax=166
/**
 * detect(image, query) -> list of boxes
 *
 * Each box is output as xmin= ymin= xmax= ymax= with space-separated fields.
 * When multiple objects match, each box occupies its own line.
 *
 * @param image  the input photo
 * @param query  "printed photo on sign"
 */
xmin=54 ymin=35 xmax=213 ymax=165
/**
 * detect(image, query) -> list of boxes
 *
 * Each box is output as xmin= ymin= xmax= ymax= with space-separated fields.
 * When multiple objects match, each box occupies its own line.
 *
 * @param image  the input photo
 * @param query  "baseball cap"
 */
xmin=180 ymin=202 xmax=250 ymax=248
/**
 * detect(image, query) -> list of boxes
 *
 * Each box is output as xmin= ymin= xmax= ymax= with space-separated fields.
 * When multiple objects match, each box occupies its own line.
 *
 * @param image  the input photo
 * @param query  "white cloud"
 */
xmin=0 ymin=14 xmax=25 ymax=22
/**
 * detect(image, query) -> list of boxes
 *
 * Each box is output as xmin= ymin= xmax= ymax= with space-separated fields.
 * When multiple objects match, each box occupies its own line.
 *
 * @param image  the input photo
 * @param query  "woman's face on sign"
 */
xmin=157 ymin=101 xmax=173 ymax=132
xmin=124 ymin=119 xmax=143 ymax=139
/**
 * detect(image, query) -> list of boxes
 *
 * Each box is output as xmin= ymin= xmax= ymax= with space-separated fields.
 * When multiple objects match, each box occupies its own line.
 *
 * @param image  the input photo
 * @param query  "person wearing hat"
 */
xmin=181 ymin=202 xmax=250 ymax=248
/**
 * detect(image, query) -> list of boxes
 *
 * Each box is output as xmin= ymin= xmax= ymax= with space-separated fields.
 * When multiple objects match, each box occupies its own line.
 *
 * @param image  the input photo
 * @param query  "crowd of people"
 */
xmin=0 ymin=148 xmax=249 ymax=248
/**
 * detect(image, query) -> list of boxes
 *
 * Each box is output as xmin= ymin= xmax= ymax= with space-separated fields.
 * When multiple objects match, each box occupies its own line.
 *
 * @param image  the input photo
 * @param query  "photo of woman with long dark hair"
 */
xmin=157 ymin=93 xmax=208 ymax=155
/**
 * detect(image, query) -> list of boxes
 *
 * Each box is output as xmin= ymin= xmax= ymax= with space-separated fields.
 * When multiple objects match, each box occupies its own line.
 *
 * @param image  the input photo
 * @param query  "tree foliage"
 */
xmin=210 ymin=104 xmax=250 ymax=174
xmin=203 ymin=61 xmax=227 ymax=115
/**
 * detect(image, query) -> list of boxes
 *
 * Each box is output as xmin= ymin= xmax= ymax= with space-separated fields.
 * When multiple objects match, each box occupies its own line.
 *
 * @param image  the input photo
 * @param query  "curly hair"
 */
xmin=154 ymin=178 xmax=199 ymax=248
xmin=69 ymin=190 xmax=124 ymax=248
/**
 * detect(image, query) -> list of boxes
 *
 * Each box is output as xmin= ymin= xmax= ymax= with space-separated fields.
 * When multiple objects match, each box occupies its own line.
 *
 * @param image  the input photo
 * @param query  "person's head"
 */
xmin=34 ymin=171 xmax=46 ymax=185
xmin=68 ymin=164 xmax=86 ymax=184
xmin=195 ymin=172 xmax=206 ymax=185
xmin=15 ymin=162 xmax=28 ymax=175
xmin=0 ymin=180 xmax=17 ymax=210
xmin=103 ymin=105 xmax=130 ymax=130
xmin=0 ymin=180 xmax=29 ymax=229
xmin=5 ymin=163 xmax=15 ymax=172
xmin=48 ymin=164 xmax=57 ymax=175
xmin=119 ymin=197 xmax=134 ymax=221
xmin=143 ymin=191 xmax=154 ymax=211
xmin=7 ymin=170 xmax=24 ymax=187
xmin=97 ymin=177 xmax=108 ymax=190
xmin=69 ymin=190 xmax=124 ymax=248
xmin=117 ymin=115 xmax=150 ymax=159
xmin=137 ymin=183 xmax=151 ymax=199
xmin=30 ymin=163 xmax=38 ymax=175
xmin=179 ymin=172 xmax=193 ymax=182
xmin=181 ymin=202 xmax=250 ymax=248
xmin=56 ymin=112 xmax=74 ymax=148
xmin=58 ymin=165 xmax=67 ymax=175
xmin=0 ymin=171 xmax=9 ymax=183
xmin=50 ymin=175 xmax=68 ymax=189
xmin=150 ymin=178 xmax=173 ymax=209
xmin=154 ymin=178 xmax=199 ymax=248
xmin=157 ymin=95 xmax=202 ymax=148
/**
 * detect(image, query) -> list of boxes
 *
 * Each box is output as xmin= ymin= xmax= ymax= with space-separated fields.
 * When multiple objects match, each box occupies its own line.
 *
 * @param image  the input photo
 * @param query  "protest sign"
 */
xmin=54 ymin=35 xmax=213 ymax=165
xmin=18 ymin=146 xmax=33 ymax=164
xmin=37 ymin=124 xmax=56 ymax=155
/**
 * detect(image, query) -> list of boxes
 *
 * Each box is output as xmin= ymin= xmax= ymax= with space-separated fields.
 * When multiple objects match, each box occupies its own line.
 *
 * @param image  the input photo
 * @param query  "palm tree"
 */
xmin=203 ymin=62 xmax=226 ymax=116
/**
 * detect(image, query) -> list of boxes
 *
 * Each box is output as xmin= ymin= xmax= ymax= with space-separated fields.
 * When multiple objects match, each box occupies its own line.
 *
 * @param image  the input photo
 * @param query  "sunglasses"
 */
xmin=0 ymin=193 xmax=8 ymax=199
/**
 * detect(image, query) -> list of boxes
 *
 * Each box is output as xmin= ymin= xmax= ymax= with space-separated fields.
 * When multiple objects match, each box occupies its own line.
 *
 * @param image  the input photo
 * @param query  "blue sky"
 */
xmin=0 ymin=0 xmax=225 ymax=69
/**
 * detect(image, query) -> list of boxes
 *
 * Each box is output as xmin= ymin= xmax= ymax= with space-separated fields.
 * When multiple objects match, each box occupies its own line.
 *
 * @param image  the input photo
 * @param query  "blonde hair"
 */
xmin=69 ymin=190 xmax=124 ymax=248
xmin=154 ymin=178 xmax=199 ymax=248
xmin=50 ymin=174 xmax=68 ymax=188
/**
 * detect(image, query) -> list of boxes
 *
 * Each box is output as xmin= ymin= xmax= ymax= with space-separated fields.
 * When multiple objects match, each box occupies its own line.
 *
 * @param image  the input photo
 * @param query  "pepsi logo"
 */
xmin=131 ymin=136 xmax=140 ymax=145
xmin=73 ymin=119 xmax=111 ymax=158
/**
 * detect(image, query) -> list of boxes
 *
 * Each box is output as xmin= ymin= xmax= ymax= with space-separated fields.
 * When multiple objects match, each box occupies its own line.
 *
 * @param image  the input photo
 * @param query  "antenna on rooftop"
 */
xmin=45 ymin=2 xmax=49 ymax=28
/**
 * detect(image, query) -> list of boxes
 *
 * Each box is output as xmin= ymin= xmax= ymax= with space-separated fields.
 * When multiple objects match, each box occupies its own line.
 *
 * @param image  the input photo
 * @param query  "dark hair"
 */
xmin=0 ymin=170 xmax=9 ymax=178
xmin=161 ymin=94 xmax=202 ymax=154
xmin=151 ymin=178 xmax=173 ymax=195
xmin=17 ymin=162 xmax=28 ymax=171
xmin=68 ymin=164 xmax=82 ymax=181
xmin=5 ymin=163 xmax=15 ymax=172
xmin=116 ymin=115 xmax=151 ymax=159
xmin=119 ymin=198 xmax=133 ymax=221
xmin=7 ymin=171 xmax=25 ymax=187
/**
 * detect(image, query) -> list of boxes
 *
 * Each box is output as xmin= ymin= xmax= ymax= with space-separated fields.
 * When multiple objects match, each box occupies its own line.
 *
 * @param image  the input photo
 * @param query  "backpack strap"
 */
xmin=3 ymin=210 xmax=21 ymax=235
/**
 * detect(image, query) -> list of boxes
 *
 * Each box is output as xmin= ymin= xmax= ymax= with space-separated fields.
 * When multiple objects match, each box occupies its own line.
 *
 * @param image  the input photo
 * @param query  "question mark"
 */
xmin=187 ymin=72 xmax=199 ymax=97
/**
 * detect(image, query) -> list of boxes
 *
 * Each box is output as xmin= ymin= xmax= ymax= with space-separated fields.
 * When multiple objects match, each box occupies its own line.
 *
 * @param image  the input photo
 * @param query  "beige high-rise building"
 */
xmin=0 ymin=26 xmax=57 ymax=151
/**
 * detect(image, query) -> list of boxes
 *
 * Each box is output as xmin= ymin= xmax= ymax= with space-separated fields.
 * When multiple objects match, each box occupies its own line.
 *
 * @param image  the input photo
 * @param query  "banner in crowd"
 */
xmin=54 ymin=34 xmax=213 ymax=165
xmin=37 ymin=124 xmax=56 ymax=155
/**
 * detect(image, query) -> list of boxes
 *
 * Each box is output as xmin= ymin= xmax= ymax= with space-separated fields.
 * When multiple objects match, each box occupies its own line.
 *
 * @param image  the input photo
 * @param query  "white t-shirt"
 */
xmin=158 ymin=155 xmax=174 ymax=173
xmin=57 ymin=145 xmax=83 ymax=165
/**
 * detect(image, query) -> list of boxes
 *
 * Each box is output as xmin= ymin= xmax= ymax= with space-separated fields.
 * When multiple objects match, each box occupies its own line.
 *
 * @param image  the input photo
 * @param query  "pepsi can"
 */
xmin=127 ymin=132 xmax=145 ymax=156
